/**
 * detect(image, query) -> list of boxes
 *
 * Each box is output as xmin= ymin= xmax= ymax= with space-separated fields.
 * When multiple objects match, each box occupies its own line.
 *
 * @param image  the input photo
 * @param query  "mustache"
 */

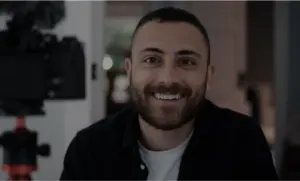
xmin=144 ymin=83 xmax=192 ymax=97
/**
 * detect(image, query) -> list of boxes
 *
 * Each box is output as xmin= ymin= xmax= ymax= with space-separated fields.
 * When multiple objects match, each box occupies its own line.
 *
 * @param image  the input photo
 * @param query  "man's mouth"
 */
xmin=152 ymin=93 xmax=182 ymax=101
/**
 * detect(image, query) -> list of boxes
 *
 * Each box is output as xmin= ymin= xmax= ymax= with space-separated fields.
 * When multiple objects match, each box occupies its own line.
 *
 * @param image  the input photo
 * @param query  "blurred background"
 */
xmin=0 ymin=1 xmax=299 ymax=180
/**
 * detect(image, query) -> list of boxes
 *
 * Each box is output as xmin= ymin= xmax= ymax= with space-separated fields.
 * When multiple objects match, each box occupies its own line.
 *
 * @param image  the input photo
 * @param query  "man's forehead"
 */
xmin=132 ymin=21 xmax=206 ymax=52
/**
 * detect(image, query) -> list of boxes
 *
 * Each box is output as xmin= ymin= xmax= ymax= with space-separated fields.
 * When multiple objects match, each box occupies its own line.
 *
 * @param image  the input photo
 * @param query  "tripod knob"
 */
xmin=38 ymin=144 xmax=50 ymax=157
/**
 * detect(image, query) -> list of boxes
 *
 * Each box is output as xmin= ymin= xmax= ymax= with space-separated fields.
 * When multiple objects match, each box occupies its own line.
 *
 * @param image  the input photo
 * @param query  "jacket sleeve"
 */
xmin=236 ymin=118 xmax=279 ymax=180
xmin=60 ymin=132 xmax=88 ymax=180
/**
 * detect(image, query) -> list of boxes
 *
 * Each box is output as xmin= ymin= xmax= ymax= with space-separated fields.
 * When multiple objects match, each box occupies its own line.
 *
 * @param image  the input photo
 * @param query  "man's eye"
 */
xmin=179 ymin=58 xmax=196 ymax=66
xmin=143 ymin=56 xmax=160 ymax=64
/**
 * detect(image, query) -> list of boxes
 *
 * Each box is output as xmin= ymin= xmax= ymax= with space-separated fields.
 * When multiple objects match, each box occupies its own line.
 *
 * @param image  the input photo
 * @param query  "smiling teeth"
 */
xmin=154 ymin=93 xmax=181 ymax=100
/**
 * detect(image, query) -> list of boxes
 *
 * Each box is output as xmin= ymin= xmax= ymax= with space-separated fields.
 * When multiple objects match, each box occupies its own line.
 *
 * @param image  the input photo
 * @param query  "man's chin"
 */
xmin=146 ymin=121 xmax=183 ymax=131
xmin=141 ymin=114 xmax=190 ymax=131
xmin=147 ymin=101 xmax=186 ymax=115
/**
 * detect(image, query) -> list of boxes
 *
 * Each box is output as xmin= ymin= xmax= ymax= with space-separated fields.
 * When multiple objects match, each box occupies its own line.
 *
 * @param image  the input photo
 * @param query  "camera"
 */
xmin=0 ymin=2 xmax=86 ymax=180
xmin=0 ymin=1 xmax=86 ymax=116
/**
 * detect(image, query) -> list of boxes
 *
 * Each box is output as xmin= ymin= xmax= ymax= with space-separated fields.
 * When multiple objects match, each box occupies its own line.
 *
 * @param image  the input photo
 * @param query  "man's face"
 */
xmin=126 ymin=21 xmax=213 ymax=130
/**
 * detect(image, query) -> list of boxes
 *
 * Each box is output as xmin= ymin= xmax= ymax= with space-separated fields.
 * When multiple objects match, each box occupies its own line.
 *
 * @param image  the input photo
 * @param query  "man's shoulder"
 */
xmin=220 ymin=107 xmax=259 ymax=130
xmin=205 ymin=100 xmax=255 ymax=127
xmin=75 ymin=106 xmax=134 ymax=146
xmin=61 ymin=107 xmax=135 ymax=180
xmin=212 ymin=103 xmax=266 ymax=144
xmin=206 ymin=101 xmax=262 ymax=136
xmin=220 ymin=106 xmax=253 ymax=123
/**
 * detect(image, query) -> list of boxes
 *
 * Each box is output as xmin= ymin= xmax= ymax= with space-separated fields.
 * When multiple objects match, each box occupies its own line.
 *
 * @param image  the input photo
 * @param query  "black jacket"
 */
xmin=60 ymin=100 xmax=278 ymax=180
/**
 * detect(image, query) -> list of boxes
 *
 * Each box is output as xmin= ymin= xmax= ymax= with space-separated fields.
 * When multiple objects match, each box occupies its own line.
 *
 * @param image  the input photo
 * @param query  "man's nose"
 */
xmin=157 ymin=65 xmax=179 ymax=85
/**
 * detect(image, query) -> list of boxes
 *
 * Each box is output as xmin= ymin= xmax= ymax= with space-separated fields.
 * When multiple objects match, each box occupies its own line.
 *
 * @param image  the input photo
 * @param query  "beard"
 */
xmin=129 ymin=75 xmax=208 ymax=131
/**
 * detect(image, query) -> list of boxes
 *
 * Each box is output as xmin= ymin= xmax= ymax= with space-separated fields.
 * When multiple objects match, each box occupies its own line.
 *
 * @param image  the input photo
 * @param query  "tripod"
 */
xmin=0 ymin=117 xmax=50 ymax=181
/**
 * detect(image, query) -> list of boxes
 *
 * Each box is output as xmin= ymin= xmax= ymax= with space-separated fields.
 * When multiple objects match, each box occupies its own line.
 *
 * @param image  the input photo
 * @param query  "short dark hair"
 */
xmin=130 ymin=7 xmax=211 ymax=64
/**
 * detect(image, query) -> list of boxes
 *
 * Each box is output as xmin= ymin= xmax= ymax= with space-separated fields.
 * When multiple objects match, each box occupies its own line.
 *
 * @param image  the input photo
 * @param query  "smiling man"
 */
xmin=60 ymin=7 xmax=278 ymax=180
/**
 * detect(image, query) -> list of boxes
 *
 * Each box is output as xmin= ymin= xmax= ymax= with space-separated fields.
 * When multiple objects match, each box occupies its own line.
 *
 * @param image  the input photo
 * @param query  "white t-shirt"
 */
xmin=139 ymin=132 xmax=193 ymax=181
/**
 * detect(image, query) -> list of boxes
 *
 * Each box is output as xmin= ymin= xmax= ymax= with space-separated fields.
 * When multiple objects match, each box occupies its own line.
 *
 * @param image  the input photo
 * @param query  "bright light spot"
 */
xmin=112 ymin=90 xmax=129 ymax=103
xmin=102 ymin=54 xmax=113 ymax=70
xmin=114 ymin=75 xmax=129 ymax=90
xmin=112 ymin=75 xmax=129 ymax=103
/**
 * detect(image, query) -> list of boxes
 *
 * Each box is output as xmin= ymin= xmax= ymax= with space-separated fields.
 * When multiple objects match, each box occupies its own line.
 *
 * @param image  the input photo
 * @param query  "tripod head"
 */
xmin=0 ymin=117 xmax=50 ymax=181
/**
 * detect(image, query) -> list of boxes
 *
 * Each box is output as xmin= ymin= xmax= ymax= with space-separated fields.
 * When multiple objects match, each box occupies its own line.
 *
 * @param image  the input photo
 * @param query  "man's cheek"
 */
xmin=131 ymin=80 xmax=145 ymax=96
xmin=133 ymin=78 xmax=151 ymax=91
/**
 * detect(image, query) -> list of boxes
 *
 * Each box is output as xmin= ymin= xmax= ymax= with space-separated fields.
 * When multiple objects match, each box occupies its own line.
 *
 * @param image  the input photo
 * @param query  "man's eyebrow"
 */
xmin=141 ymin=47 xmax=164 ymax=54
xmin=140 ymin=48 xmax=202 ymax=59
xmin=176 ymin=50 xmax=202 ymax=59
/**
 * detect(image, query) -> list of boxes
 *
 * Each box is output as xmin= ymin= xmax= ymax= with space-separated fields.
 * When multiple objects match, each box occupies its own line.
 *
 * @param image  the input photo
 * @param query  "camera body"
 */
xmin=0 ymin=15 xmax=86 ymax=116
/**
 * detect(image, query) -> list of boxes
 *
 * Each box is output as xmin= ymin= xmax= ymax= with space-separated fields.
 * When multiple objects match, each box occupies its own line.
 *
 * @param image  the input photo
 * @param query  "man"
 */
xmin=60 ymin=7 xmax=278 ymax=180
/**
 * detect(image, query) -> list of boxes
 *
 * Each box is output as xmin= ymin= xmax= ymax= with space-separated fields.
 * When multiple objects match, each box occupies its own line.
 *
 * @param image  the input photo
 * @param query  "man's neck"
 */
xmin=138 ymin=118 xmax=194 ymax=151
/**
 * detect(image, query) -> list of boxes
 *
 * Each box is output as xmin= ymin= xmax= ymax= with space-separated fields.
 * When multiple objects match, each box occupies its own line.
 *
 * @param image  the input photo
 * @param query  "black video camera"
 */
xmin=0 ymin=1 xmax=86 ymax=116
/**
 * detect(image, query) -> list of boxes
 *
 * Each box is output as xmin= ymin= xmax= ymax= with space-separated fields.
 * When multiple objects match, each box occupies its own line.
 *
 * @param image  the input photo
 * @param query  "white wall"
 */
xmin=0 ymin=1 xmax=105 ymax=179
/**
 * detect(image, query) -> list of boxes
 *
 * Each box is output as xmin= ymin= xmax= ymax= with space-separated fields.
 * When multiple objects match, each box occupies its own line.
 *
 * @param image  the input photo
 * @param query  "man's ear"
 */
xmin=206 ymin=65 xmax=214 ymax=90
xmin=125 ymin=57 xmax=131 ymax=76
